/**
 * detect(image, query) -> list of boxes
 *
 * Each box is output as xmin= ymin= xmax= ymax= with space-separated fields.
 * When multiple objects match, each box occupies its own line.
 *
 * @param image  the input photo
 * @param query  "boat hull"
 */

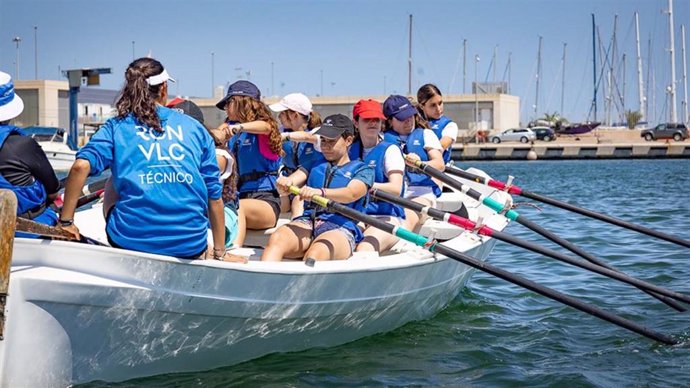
xmin=1 ymin=234 xmax=497 ymax=386
xmin=38 ymin=141 xmax=76 ymax=171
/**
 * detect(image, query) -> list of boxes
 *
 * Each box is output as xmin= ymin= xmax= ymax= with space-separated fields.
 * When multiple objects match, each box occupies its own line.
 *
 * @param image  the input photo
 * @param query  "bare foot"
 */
xmin=221 ymin=252 xmax=248 ymax=263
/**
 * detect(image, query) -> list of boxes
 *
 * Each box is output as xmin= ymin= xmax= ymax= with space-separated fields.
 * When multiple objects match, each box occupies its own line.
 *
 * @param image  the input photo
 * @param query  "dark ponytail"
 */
xmin=115 ymin=58 xmax=165 ymax=131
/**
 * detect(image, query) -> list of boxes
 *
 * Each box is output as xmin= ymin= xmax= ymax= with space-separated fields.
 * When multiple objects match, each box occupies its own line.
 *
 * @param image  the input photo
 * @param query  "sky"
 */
xmin=1 ymin=0 xmax=689 ymax=124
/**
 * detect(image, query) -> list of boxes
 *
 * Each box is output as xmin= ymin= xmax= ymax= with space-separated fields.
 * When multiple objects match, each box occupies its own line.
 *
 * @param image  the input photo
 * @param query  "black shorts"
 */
xmin=239 ymin=190 xmax=281 ymax=222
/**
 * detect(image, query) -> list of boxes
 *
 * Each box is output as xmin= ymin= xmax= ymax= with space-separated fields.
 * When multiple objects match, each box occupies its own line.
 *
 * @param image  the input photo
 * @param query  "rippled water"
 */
xmin=82 ymin=159 xmax=690 ymax=387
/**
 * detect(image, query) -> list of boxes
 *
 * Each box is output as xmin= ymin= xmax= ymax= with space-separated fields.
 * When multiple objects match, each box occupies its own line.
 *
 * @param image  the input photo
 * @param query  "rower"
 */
xmin=261 ymin=114 xmax=374 ymax=262
xmin=348 ymin=99 xmax=406 ymax=253
xmin=382 ymin=95 xmax=445 ymax=232
xmin=0 ymin=70 xmax=60 ymax=230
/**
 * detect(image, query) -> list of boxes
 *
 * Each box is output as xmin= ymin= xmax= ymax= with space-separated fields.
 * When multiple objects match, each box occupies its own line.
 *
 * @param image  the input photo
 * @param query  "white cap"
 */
xmin=269 ymin=93 xmax=312 ymax=116
xmin=146 ymin=68 xmax=176 ymax=86
xmin=0 ymin=71 xmax=24 ymax=122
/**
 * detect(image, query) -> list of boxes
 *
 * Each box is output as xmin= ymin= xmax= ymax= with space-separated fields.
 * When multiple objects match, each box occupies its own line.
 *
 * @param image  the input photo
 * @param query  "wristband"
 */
xmin=59 ymin=219 xmax=74 ymax=227
xmin=319 ymin=188 xmax=326 ymax=198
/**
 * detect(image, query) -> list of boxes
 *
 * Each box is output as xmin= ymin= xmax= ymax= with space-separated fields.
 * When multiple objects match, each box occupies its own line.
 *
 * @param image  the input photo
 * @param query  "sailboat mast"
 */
xmin=408 ymin=14 xmax=413 ymax=96
xmin=561 ymin=42 xmax=567 ymax=115
xmin=622 ymin=53 xmax=627 ymax=122
xmin=635 ymin=11 xmax=645 ymax=120
xmin=535 ymin=36 xmax=542 ymax=118
xmin=668 ymin=0 xmax=677 ymax=122
xmin=681 ymin=25 xmax=688 ymax=124
xmin=607 ymin=14 xmax=618 ymax=127
xmin=592 ymin=14 xmax=598 ymax=121
xmin=463 ymin=39 xmax=467 ymax=94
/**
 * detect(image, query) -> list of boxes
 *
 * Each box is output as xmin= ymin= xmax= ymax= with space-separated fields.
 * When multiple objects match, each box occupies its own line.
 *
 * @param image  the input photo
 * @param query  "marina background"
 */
xmin=77 ymin=159 xmax=690 ymax=387
xmin=2 ymin=0 xmax=690 ymax=127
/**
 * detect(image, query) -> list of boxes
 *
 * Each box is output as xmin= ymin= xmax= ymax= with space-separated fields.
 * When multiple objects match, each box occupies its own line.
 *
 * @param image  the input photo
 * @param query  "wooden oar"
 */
xmin=372 ymin=189 xmax=690 ymax=306
xmin=0 ymin=190 xmax=17 ymax=340
xmin=289 ymin=186 xmax=678 ymax=345
xmin=16 ymin=218 xmax=107 ymax=246
xmin=405 ymin=157 xmax=688 ymax=311
xmin=444 ymin=163 xmax=690 ymax=249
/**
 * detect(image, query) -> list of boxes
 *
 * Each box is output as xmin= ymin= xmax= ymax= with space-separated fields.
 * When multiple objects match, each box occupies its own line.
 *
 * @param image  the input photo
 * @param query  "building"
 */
xmin=197 ymin=93 xmax=520 ymax=137
xmin=13 ymin=79 xmax=520 ymax=141
xmin=13 ymin=80 xmax=117 ymax=130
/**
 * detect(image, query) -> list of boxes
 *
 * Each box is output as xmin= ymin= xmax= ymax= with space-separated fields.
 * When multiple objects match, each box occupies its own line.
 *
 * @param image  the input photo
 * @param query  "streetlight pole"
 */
xmin=320 ymin=69 xmax=324 ymax=96
xmin=271 ymin=62 xmax=274 ymax=97
xmin=12 ymin=37 xmax=21 ymax=80
xmin=211 ymin=52 xmax=215 ymax=97
xmin=131 ymin=41 xmax=135 ymax=61
xmin=34 ymin=26 xmax=38 ymax=79
xmin=475 ymin=55 xmax=480 ymax=144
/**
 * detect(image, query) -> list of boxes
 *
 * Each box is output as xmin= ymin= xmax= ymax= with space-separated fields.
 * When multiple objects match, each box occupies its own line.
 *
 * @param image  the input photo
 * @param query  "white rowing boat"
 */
xmin=24 ymin=126 xmax=76 ymax=171
xmin=0 ymin=168 xmax=511 ymax=386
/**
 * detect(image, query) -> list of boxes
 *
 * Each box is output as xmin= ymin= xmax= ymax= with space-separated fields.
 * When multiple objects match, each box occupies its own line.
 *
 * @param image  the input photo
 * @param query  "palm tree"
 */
xmin=625 ymin=110 xmax=643 ymax=129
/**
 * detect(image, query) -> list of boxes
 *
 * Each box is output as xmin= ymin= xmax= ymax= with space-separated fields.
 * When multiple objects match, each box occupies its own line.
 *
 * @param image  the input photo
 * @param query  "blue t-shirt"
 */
xmin=77 ymin=106 xmax=222 ymax=258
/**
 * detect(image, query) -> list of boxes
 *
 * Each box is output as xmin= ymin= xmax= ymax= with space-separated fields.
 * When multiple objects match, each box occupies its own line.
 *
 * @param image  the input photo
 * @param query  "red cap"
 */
xmin=166 ymin=97 xmax=185 ymax=108
xmin=353 ymin=99 xmax=385 ymax=120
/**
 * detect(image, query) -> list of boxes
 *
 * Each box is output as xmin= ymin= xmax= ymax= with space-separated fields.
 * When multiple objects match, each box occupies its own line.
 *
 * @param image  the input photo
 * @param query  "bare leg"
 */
xmin=261 ymin=222 xmax=313 ymax=262
xmin=305 ymin=230 xmax=353 ymax=261
xmin=356 ymin=225 xmax=400 ymax=252
xmin=402 ymin=197 xmax=434 ymax=232
xmin=233 ymin=206 xmax=246 ymax=247
xmin=241 ymin=198 xmax=278 ymax=229
xmin=290 ymin=196 xmax=305 ymax=218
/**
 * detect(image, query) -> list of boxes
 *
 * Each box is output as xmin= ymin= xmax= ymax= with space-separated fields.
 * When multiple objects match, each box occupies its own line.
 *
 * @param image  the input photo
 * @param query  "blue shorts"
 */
xmin=224 ymin=205 xmax=239 ymax=248
xmin=294 ymin=217 xmax=356 ymax=254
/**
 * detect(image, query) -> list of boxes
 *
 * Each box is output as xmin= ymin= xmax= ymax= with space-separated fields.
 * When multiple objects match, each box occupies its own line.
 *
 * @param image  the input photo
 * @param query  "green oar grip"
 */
xmin=482 ymin=197 xmax=519 ymax=220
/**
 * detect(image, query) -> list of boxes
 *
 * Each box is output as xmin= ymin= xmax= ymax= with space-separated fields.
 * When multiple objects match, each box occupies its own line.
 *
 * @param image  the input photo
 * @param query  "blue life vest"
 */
xmin=383 ymin=128 xmax=441 ymax=197
xmin=302 ymin=160 xmax=371 ymax=242
xmin=349 ymin=139 xmax=405 ymax=218
xmin=229 ymin=131 xmax=282 ymax=193
xmin=0 ymin=125 xmax=57 ymax=226
xmin=428 ymin=116 xmax=453 ymax=163
xmin=283 ymin=138 xmax=325 ymax=176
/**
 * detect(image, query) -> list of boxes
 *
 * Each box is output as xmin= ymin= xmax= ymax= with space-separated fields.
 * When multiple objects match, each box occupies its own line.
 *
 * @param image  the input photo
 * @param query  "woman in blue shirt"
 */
xmin=270 ymin=92 xmax=325 ymax=217
xmin=211 ymin=81 xmax=284 ymax=247
xmin=262 ymin=114 xmax=374 ymax=262
xmin=383 ymin=95 xmax=446 ymax=232
xmin=59 ymin=58 xmax=238 ymax=261
xmin=348 ymin=99 xmax=406 ymax=253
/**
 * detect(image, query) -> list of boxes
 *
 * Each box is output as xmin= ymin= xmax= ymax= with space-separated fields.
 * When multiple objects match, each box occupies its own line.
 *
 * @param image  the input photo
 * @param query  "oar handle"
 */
xmin=289 ymin=186 xmax=429 ymax=246
xmin=445 ymin=165 xmax=524 ymax=195
xmin=403 ymin=156 xmax=520 ymax=220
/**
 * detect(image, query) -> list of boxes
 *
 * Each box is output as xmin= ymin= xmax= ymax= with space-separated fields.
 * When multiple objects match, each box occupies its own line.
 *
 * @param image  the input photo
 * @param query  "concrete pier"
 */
xmin=452 ymin=129 xmax=690 ymax=160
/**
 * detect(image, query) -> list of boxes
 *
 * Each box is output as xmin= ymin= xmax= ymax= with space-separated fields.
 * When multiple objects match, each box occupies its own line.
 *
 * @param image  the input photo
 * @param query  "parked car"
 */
xmin=489 ymin=128 xmax=536 ymax=144
xmin=532 ymin=126 xmax=556 ymax=141
xmin=640 ymin=123 xmax=689 ymax=141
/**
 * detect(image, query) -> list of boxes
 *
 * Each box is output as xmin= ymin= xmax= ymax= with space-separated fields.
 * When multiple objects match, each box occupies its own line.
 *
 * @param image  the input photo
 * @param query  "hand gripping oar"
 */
xmin=405 ymin=157 xmax=687 ymax=311
xmin=16 ymin=218 xmax=107 ymax=246
xmin=289 ymin=186 xmax=678 ymax=345
xmin=443 ymin=164 xmax=690 ymax=249
xmin=371 ymin=189 xmax=690 ymax=307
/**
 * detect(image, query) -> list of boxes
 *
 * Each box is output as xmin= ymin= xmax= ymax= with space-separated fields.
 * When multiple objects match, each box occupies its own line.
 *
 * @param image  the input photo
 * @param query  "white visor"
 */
xmin=146 ymin=69 xmax=176 ymax=86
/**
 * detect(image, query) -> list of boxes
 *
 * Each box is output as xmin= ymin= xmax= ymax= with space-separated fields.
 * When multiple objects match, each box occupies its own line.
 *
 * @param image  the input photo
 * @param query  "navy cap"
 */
xmin=383 ymin=95 xmax=417 ymax=121
xmin=215 ymin=80 xmax=261 ymax=110
xmin=313 ymin=114 xmax=354 ymax=139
